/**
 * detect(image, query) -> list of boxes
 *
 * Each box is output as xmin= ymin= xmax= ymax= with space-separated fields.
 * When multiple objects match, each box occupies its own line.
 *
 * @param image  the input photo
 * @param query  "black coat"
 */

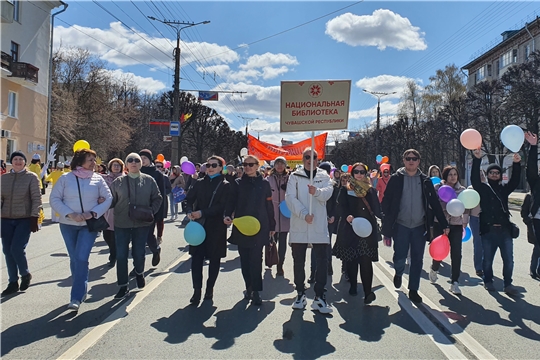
xmin=225 ymin=174 xmax=276 ymax=248
xmin=526 ymin=145 xmax=540 ymax=218
xmin=141 ymin=165 xmax=165 ymax=221
xmin=381 ymin=170 xmax=448 ymax=239
xmin=185 ymin=175 xmax=230 ymax=259
xmin=471 ymin=157 xmax=520 ymax=235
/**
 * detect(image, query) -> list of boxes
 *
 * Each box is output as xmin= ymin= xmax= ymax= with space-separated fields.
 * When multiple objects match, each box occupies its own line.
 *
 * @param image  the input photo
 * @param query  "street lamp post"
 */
xmin=363 ymin=89 xmax=397 ymax=155
xmin=148 ymin=17 xmax=210 ymax=165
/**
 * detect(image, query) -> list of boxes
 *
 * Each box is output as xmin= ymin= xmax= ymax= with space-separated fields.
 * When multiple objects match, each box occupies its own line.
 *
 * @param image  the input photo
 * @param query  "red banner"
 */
xmin=247 ymin=133 xmax=327 ymax=161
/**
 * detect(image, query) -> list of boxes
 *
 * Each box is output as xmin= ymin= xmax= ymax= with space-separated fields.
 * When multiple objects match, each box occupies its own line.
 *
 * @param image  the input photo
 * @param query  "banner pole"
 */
xmin=309 ymin=131 xmax=315 ymax=216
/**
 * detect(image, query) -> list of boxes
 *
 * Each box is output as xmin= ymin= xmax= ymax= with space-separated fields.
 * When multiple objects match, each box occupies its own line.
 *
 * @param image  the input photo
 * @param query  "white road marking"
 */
xmin=375 ymin=260 xmax=497 ymax=360
xmin=56 ymin=251 xmax=192 ymax=360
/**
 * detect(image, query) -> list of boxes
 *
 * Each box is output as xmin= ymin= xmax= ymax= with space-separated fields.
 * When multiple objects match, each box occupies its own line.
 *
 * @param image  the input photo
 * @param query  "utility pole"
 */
xmin=363 ymin=89 xmax=396 ymax=155
xmin=148 ymin=16 xmax=210 ymax=165
xmin=251 ymin=128 xmax=267 ymax=140
xmin=239 ymin=116 xmax=258 ymax=136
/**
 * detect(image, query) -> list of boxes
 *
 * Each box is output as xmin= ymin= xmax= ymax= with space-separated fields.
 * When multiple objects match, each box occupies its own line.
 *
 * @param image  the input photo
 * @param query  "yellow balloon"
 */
xmin=233 ymin=216 xmax=261 ymax=236
xmin=73 ymin=140 xmax=90 ymax=152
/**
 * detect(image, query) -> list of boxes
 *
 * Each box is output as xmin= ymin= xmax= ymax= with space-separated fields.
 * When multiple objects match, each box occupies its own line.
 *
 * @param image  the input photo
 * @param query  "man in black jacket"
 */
xmin=524 ymin=132 xmax=540 ymax=280
xmin=471 ymin=146 xmax=521 ymax=295
xmin=382 ymin=149 xmax=449 ymax=304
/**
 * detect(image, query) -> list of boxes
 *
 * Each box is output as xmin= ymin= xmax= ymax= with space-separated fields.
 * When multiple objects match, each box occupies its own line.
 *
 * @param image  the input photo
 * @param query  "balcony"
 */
xmin=8 ymin=62 xmax=39 ymax=85
xmin=1 ymin=1 xmax=14 ymax=23
xmin=1 ymin=51 xmax=11 ymax=72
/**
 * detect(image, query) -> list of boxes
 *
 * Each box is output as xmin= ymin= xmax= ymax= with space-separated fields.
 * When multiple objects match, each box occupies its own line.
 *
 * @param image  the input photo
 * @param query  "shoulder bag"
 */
xmin=194 ymin=179 xmax=223 ymax=227
xmin=127 ymin=176 xmax=154 ymax=223
xmin=486 ymin=182 xmax=519 ymax=239
xmin=360 ymin=195 xmax=383 ymax=241
xmin=75 ymin=176 xmax=110 ymax=232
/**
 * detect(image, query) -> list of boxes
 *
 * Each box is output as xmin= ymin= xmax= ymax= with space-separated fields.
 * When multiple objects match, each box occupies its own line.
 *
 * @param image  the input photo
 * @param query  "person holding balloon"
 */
xmin=429 ymin=165 xmax=469 ymax=295
xmin=381 ymin=149 xmax=449 ymax=304
xmin=333 ymin=162 xmax=382 ymax=304
xmin=185 ymin=156 xmax=230 ymax=305
xmin=524 ymin=132 xmax=540 ymax=280
xmin=267 ymin=156 xmax=290 ymax=277
xmin=471 ymin=148 xmax=521 ymax=295
xmin=224 ymin=155 xmax=275 ymax=306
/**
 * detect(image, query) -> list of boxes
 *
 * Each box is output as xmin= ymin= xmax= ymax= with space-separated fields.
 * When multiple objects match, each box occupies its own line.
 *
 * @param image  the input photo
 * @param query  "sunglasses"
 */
xmin=353 ymin=169 xmax=367 ymax=175
xmin=304 ymin=155 xmax=318 ymax=160
xmin=207 ymin=163 xmax=221 ymax=168
xmin=126 ymin=158 xmax=141 ymax=163
xmin=405 ymin=157 xmax=419 ymax=162
xmin=488 ymin=170 xmax=500 ymax=175
xmin=383 ymin=170 xmax=389 ymax=173
xmin=156 ymin=165 xmax=163 ymax=168
xmin=242 ymin=162 xmax=258 ymax=167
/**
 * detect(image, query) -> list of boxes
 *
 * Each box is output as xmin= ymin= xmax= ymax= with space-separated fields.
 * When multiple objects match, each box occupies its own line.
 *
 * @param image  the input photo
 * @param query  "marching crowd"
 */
xmin=1 ymin=140 xmax=539 ymax=314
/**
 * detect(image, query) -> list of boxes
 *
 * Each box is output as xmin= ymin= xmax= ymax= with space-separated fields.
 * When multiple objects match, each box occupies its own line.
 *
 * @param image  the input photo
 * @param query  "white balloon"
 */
xmin=457 ymin=189 xmax=480 ymax=209
xmin=240 ymin=147 xmax=248 ymax=156
xmin=352 ymin=217 xmax=372 ymax=238
xmin=180 ymin=156 xmax=188 ymax=164
xmin=446 ymin=199 xmax=465 ymax=217
xmin=500 ymin=125 xmax=524 ymax=153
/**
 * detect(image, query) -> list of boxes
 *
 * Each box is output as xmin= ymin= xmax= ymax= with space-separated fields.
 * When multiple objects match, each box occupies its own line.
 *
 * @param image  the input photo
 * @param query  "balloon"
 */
xmin=240 ymin=147 xmax=248 ymax=156
xmin=457 ymin=189 xmax=480 ymax=209
xmin=184 ymin=221 xmax=206 ymax=246
xmin=429 ymin=234 xmax=450 ymax=261
xmin=223 ymin=168 xmax=228 ymax=175
xmin=438 ymin=185 xmax=457 ymax=203
xmin=181 ymin=161 xmax=196 ymax=175
xmin=446 ymin=199 xmax=465 ymax=217
xmin=233 ymin=216 xmax=261 ymax=236
xmin=352 ymin=217 xmax=372 ymax=237
xmin=279 ymin=200 xmax=291 ymax=218
xmin=73 ymin=140 xmax=90 ymax=152
xmin=462 ymin=226 xmax=472 ymax=242
xmin=460 ymin=129 xmax=482 ymax=150
xmin=376 ymin=155 xmax=383 ymax=163
xmin=180 ymin=156 xmax=188 ymax=164
xmin=500 ymin=125 xmax=524 ymax=152
xmin=382 ymin=156 xmax=389 ymax=164
xmin=156 ymin=154 xmax=165 ymax=162
xmin=164 ymin=160 xmax=171 ymax=169
xmin=431 ymin=177 xmax=442 ymax=186
xmin=341 ymin=164 xmax=348 ymax=172
xmin=348 ymin=165 xmax=352 ymax=173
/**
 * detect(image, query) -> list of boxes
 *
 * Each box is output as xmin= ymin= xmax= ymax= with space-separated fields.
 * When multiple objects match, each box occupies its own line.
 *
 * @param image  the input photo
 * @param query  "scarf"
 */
xmin=128 ymin=172 xmax=140 ymax=178
xmin=348 ymin=176 xmax=372 ymax=198
xmin=72 ymin=166 xmax=94 ymax=179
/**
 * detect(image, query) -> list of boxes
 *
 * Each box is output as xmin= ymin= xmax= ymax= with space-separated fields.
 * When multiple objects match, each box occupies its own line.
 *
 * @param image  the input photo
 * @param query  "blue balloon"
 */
xmin=184 ymin=221 xmax=206 ymax=245
xmin=431 ymin=176 xmax=442 ymax=186
xmin=341 ymin=164 xmax=348 ymax=172
xmin=279 ymin=200 xmax=291 ymax=218
xmin=462 ymin=226 xmax=472 ymax=242
xmin=376 ymin=155 xmax=383 ymax=163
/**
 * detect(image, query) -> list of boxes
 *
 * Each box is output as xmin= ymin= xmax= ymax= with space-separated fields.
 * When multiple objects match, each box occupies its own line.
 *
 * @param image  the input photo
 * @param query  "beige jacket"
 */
xmin=1 ymin=169 xmax=42 ymax=218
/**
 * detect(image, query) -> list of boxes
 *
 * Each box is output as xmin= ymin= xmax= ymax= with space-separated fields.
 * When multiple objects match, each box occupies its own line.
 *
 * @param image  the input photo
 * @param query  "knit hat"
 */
xmin=10 ymin=151 xmax=26 ymax=163
xmin=32 ymin=153 xmax=41 ymax=160
xmin=57 ymin=162 xmax=64 ymax=169
xmin=139 ymin=149 xmax=153 ymax=162
xmin=380 ymin=164 xmax=391 ymax=173
xmin=486 ymin=163 xmax=502 ymax=174
xmin=126 ymin=153 xmax=142 ymax=164
xmin=319 ymin=162 xmax=332 ymax=174
xmin=274 ymin=156 xmax=287 ymax=164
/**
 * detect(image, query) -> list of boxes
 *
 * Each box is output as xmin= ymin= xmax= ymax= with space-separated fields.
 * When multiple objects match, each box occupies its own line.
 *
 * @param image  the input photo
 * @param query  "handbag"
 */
xmin=265 ymin=237 xmax=279 ymax=267
xmin=172 ymin=187 xmax=186 ymax=203
xmin=75 ymin=177 xmax=110 ymax=232
xmin=511 ymin=222 xmax=520 ymax=239
xmin=126 ymin=177 xmax=154 ymax=223
xmin=360 ymin=196 xmax=383 ymax=241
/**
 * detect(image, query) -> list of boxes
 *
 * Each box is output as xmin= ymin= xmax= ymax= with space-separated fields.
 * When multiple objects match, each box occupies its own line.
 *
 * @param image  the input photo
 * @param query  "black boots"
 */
xmin=1 ymin=282 xmax=19 ymax=297
xmin=190 ymin=289 xmax=202 ymax=305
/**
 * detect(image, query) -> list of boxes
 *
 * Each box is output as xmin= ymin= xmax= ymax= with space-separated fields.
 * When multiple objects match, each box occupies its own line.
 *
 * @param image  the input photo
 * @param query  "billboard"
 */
xmin=198 ymin=91 xmax=219 ymax=101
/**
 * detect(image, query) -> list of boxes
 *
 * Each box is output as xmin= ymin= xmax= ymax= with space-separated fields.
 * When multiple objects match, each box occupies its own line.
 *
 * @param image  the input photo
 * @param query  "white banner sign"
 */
xmin=280 ymin=80 xmax=351 ymax=132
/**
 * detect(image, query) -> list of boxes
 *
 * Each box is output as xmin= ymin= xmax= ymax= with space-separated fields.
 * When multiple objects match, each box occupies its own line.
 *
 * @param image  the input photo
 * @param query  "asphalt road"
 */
xmin=1 ymin=211 xmax=539 ymax=360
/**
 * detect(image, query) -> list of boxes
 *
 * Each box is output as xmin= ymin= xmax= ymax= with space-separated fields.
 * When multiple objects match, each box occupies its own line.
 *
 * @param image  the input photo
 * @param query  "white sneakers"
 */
xmin=311 ymin=296 xmax=333 ymax=314
xmin=292 ymin=293 xmax=307 ymax=309
xmin=67 ymin=300 xmax=80 ymax=311
xmin=429 ymin=269 xmax=438 ymax=283
xmin=449 ymin=282 xmax=462 ymax=295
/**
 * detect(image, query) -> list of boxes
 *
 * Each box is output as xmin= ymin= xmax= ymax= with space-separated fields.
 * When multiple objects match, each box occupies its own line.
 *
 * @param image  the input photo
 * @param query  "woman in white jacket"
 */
xmin=285 ymin=148 xmax=334 ymax=314
xmin=50 ymin=149 xmax=112 ymax=312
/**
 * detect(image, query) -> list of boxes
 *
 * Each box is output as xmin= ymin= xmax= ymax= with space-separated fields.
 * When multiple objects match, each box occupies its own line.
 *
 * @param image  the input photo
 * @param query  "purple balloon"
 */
xmin=181 ymin=161 xmax=196 ymax=175
xmin=438 ymin=185 xmax=457 ymax=203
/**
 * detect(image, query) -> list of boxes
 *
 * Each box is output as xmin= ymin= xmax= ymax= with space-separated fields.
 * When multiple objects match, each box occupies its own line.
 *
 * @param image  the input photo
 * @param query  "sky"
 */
xmin=51 ymin=1 xmax=540 ymax=145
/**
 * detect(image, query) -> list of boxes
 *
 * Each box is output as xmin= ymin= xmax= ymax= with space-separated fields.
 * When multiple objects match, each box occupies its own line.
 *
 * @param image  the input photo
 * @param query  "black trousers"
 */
xmin=191 ymin=253 xmax=221 ymax=290
xmin=103 ymin=229 xmax=116 ymax=262
xmin=146 ymin=221 xmax=160 ymax=254
xmin=292 ymin=243 xmax=327 ymax=297
xmin=238 ymin=244 xmax=264 ymax=292
xmin=431 ymin=223 xmax=462 ymax=283
xmin=276 ymin=232 xmax=288 ymax=266
xmin=347 ymin=255 xmax=373 ymax=295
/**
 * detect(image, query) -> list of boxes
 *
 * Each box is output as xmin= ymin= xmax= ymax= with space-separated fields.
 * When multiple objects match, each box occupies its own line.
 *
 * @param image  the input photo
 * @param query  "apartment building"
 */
xmin=1 ymin=0 xmax=64 ymax=164
xmin=462 ymin=17 xmax=540 ymax=89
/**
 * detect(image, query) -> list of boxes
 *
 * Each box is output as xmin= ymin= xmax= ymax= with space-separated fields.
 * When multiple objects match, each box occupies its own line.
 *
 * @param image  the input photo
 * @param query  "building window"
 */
xmin=6 ymin=139 xmax=15 ymax=163
xmin=478 ymin=66 xmax=485 ymax=81
xmin=13 ymin=0 xmax=20 ymax=22
xmin=8 ymin=91 xmax=18 ymax=118
xmin=513 ymin=49 xmax=518 ymax=63
xmin=487 ymin=64 xmax=492 ymax=76
xmin=11 ymin=42 xmax=19 ymax=63
xmin=496 ymin=60 xmax=500 ymax=75
xmin=501 ymin=50 xmax=513 ymax=68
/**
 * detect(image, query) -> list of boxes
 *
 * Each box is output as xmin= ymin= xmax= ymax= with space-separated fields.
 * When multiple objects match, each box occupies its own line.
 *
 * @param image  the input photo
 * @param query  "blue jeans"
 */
xmin=59 ymin=224 xmax=98 ymax=302
xmin=168 ymin=192 xmax=178 ymax=217
xmin=482 ymin=226 xmax=513 ymax=287
xmin=469 ymin=215 xmax=483 ymax=272
xmin=115 ymin=226 xmax=151 ymax=287
xmin=1 ymin=218 xmax=31 ymax=283
xmin=393 ymin=223 xmax=426 ymax=291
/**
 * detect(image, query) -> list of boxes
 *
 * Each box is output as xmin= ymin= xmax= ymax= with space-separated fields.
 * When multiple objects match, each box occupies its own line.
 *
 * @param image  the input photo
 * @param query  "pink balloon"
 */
xmin=460 ymin=129 xmax=482 ymax=150
xmin=429 ymin=234 xmax=450 ymax=261
xmin=438 ymin=185 xmax=457 ymax=203
xmin=181 ymin=161 xmax=196 ymax=175
xmin=164 ymin=160 xmax=171 ymax=169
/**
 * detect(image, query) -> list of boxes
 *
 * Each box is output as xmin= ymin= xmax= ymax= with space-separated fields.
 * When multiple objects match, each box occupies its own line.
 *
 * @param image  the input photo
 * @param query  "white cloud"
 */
xmin=325 ymin=10 xmax=427 ymax=51
xmin=349 ymin=100 xmax=399 ymax=120
xmin=101 ymin=69 xmax=167 ymax=94
xmin=239 ymin=53 xmax=298 ymax=70
xmin=356 ymin=74 xmax=422 ymax=99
